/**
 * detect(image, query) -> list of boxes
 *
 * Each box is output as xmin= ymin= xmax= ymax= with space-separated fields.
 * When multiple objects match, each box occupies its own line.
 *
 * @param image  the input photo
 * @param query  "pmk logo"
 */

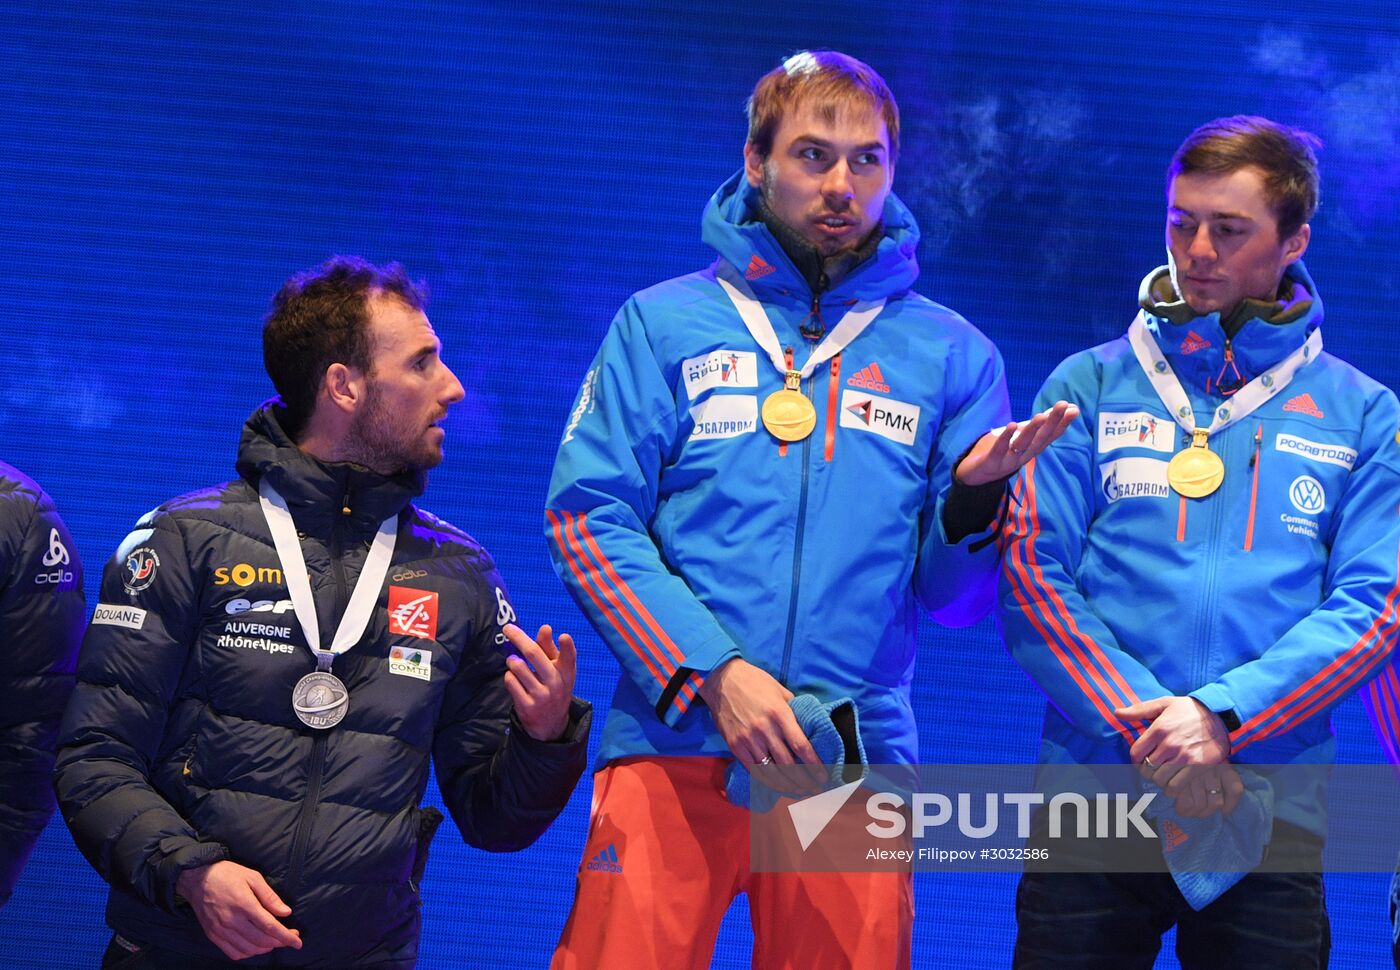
xmin=388 ymin=586 xmax=439 ymax=639
xmin=123 ymin=547 xmax=160 ymax=594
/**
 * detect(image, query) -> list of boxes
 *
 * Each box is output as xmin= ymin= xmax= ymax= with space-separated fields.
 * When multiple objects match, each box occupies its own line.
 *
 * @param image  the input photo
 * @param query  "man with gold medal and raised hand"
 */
xmin=1001 ymin=117 xmax=1400 ymax=965
xmin=546 ymin=51 xmax=1075 ymax=968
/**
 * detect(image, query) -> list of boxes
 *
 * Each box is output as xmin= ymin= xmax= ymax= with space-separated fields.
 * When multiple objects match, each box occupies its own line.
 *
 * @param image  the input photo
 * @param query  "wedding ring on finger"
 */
xmin=758 ymin=755 xmax=773 ymax=766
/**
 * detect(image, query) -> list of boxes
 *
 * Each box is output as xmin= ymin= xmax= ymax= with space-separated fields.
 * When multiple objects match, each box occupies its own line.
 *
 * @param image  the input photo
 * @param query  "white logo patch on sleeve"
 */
xmin=1275 ymin=434 xmax=1357 ymax=470
xmin=839 ymin=390 xmax=920 ymax=446
xmin=682 ymin=350 xmax=758 ymax=398
xmin=1099 ymin=457 xmax=1171 ymax=502
xmin=1098 ymin=411 xmax=1176 ymax=454
xmin=689 ymin=394 xmax=758 ymax=440
xmin=92 ymin=603 xmax=148 ymax=630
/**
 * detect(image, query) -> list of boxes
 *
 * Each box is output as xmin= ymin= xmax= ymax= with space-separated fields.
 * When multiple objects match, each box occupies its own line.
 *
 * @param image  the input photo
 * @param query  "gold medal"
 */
xmin=761 ymin=370 xmax=816 ymax=442
xmin=1168 ymin=429 xmax=1225 ymax=498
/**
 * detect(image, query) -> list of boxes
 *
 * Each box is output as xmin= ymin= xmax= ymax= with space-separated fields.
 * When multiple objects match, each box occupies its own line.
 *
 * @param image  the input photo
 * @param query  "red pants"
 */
xmin=551 ymin=756 xmax=912 ymax=969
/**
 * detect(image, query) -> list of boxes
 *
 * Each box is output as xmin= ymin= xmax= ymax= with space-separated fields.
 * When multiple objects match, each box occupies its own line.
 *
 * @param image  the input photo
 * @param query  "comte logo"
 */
xmin=388 ymin=586 xmax=439 ymax=639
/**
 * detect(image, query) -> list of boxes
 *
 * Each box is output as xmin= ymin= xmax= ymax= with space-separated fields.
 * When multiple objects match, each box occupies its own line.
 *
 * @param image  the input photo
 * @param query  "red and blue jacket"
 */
xmin=1000 ymin=263 xmax=1400 ymax=834
xmin=545 ymin=171 xmax=1010 ymax=767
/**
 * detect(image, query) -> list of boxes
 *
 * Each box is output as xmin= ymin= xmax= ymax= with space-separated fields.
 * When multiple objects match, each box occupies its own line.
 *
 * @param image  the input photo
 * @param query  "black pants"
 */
xmin=101 ymin=936 xmax=244 ymax=970
xmin=1014 ymin=816 xmax=1329 ymax=970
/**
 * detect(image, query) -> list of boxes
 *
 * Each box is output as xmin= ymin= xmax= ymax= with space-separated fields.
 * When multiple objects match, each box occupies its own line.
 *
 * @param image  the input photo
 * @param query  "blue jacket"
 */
xmin=1000 ymin=264 xmax=1400 ymax=833
xmin=546 ymin=171 xmax=1010 ymax=767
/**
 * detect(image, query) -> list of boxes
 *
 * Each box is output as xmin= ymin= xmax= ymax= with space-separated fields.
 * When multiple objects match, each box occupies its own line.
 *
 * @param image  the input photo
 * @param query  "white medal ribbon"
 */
xmin=1127 ymin=313 xmax=1322 ymax=438
xmin=716 ymin=267 xmax=885 ymax=381
xmin=258 ymin=479 xmax=398 ymax=670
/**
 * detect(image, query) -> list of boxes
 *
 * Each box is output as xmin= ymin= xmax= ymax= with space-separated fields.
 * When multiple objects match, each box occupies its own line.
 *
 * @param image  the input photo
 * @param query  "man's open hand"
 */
xmin=503 ymin=623 xmax=578 ymax=741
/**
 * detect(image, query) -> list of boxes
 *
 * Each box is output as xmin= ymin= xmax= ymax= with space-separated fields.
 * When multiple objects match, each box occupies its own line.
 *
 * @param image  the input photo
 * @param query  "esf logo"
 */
xmin=225 ymin=597 xmax=294 ymax=616
xmin=214 ymin=563 xmax=284 ymax=587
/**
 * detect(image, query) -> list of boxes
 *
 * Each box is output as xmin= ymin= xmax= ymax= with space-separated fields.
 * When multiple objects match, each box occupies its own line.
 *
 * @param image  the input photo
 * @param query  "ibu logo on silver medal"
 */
xmin=1289 ymin=475 xmax=1326 ymax=515
xmin=292 ymin=671 xmax=349 ymax=729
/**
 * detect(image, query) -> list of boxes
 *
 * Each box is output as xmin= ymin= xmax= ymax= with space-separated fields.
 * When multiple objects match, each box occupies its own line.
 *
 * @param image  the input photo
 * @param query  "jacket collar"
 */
xmin=699 ymin=169 xmax=921 ymax=306
xmin=1136 ymin=261 xmax=1322 ymax=396
xmin=235 ymin=401 xmax=423 ymax=539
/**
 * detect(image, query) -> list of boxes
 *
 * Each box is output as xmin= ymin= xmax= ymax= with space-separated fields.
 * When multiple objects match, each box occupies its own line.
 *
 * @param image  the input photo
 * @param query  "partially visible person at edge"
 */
xmin=0 ymin=461 xmax=84 ymax=907
xmin=544 ymin=50 xmax=1075 ymax=968
xmin=55 ymin=257 xmax=591 ymax=969
xmin=1001 ymin=116 xmax=1400 ymax=968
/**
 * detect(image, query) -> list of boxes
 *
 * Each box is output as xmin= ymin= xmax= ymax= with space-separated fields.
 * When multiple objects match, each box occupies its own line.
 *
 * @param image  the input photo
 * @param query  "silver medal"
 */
xmin=292 ymin=670 xmax=349 ymax=730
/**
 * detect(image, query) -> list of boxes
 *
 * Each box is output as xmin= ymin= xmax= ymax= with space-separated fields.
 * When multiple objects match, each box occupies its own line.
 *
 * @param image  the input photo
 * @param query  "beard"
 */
xmin=340 ymin=381 xmax=443 ymax=475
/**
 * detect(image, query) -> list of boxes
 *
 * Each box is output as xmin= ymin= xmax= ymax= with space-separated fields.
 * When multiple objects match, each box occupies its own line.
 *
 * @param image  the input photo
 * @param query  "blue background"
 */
xmin=3 ymin=1 xmax=1399 ymax=966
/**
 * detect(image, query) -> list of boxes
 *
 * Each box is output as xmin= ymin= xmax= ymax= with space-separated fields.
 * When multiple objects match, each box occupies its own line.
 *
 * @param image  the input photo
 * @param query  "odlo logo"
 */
xmin=35 ymin=529 xmax=75 ymax=586
xmin=496 ymin=587 xmax=516 ymax=626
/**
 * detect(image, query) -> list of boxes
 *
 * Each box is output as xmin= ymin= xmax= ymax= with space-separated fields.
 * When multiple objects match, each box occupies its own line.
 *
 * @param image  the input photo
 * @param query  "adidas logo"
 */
xmin=846 ymin=362 xmax=891 ymax=393
xmin=1180 ymin=331 xmax=1211 ymax=355
xmin=745 ymin=254 xmax=775 ymax=281
xmin=1283 ymin=393 xmax=1324 ymax=419
xmin=585 ymin=843 xmax=623 ymax=874
xmin=1160 ymin=818 xmax=1189 ymax=852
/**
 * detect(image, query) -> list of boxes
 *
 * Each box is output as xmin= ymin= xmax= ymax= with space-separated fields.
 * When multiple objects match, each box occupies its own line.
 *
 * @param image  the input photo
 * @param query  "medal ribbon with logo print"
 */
xmin=1127 ymin=315 xmax=1322 ymax=498
xmin=716 ymin=267 xmax=884 ymax=443
xmin=259 ymin=479 xmax=398 ymax=729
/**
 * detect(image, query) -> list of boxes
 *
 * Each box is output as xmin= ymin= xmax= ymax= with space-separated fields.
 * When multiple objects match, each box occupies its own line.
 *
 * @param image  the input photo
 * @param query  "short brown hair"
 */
xmin=1168 ymin=115 xmax=1321 ymax=240
xmin=746 ymin=50 xmax=900 ymax=163
xmin=263 ymin=256 xmax=427 ymax=440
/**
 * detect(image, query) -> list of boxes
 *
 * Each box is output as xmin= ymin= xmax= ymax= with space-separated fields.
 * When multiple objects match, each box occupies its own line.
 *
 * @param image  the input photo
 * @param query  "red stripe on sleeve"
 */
xmin=546 ymin=509 xmax=670 ymax=689
xmin=1003 ymin=459 xmax=1141 ymax=744
xmin=1231 ymin=549 xmax=1400 ymax=751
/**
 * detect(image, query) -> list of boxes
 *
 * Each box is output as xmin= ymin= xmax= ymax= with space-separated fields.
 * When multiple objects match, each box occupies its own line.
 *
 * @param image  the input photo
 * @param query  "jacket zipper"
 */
xmin=778 ymin=347 xmax=795 ymax=459
xmin=825 ymin=353 xmax=841 ymax=462
xmin=284 ymin=494 xmax=353 ymax=900
xmin=1244 ymin=424 xmax=1263 ymax=551
xmin=780 ymin=372 xmax=816 ymax=684
xmin=1194 ymin=432 xmax=1229 ymax=686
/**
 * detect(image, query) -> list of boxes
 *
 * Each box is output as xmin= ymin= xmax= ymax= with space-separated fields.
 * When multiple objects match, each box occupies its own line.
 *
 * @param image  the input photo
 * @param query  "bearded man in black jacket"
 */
xmin=56 ymin=257 xmax=591 ymax=970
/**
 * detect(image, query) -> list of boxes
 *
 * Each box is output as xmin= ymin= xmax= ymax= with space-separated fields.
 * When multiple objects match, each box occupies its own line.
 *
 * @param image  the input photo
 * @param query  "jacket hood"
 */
xmin=1137 ymin=261 xmax=1323 ymax=394
xmin=234 ymin=400 xmax=424 ymax=538
xmin=699 ymin=169 xmax=921 ymax=303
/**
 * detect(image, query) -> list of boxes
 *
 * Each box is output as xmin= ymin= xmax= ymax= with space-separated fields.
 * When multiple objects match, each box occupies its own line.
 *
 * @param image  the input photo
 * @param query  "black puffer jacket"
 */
xmin=55 ymin=406 xmax=590 ymax=968
xmin=0 ymin=461 xmax=84 ymax=906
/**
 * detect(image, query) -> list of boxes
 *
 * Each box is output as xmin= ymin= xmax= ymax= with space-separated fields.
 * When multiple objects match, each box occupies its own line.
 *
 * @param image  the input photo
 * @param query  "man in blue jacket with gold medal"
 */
xmin=546 ymin=50 xmax=1075 ymax=968
xmin=1002 ymin=117 xmax=1400 ymax=968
